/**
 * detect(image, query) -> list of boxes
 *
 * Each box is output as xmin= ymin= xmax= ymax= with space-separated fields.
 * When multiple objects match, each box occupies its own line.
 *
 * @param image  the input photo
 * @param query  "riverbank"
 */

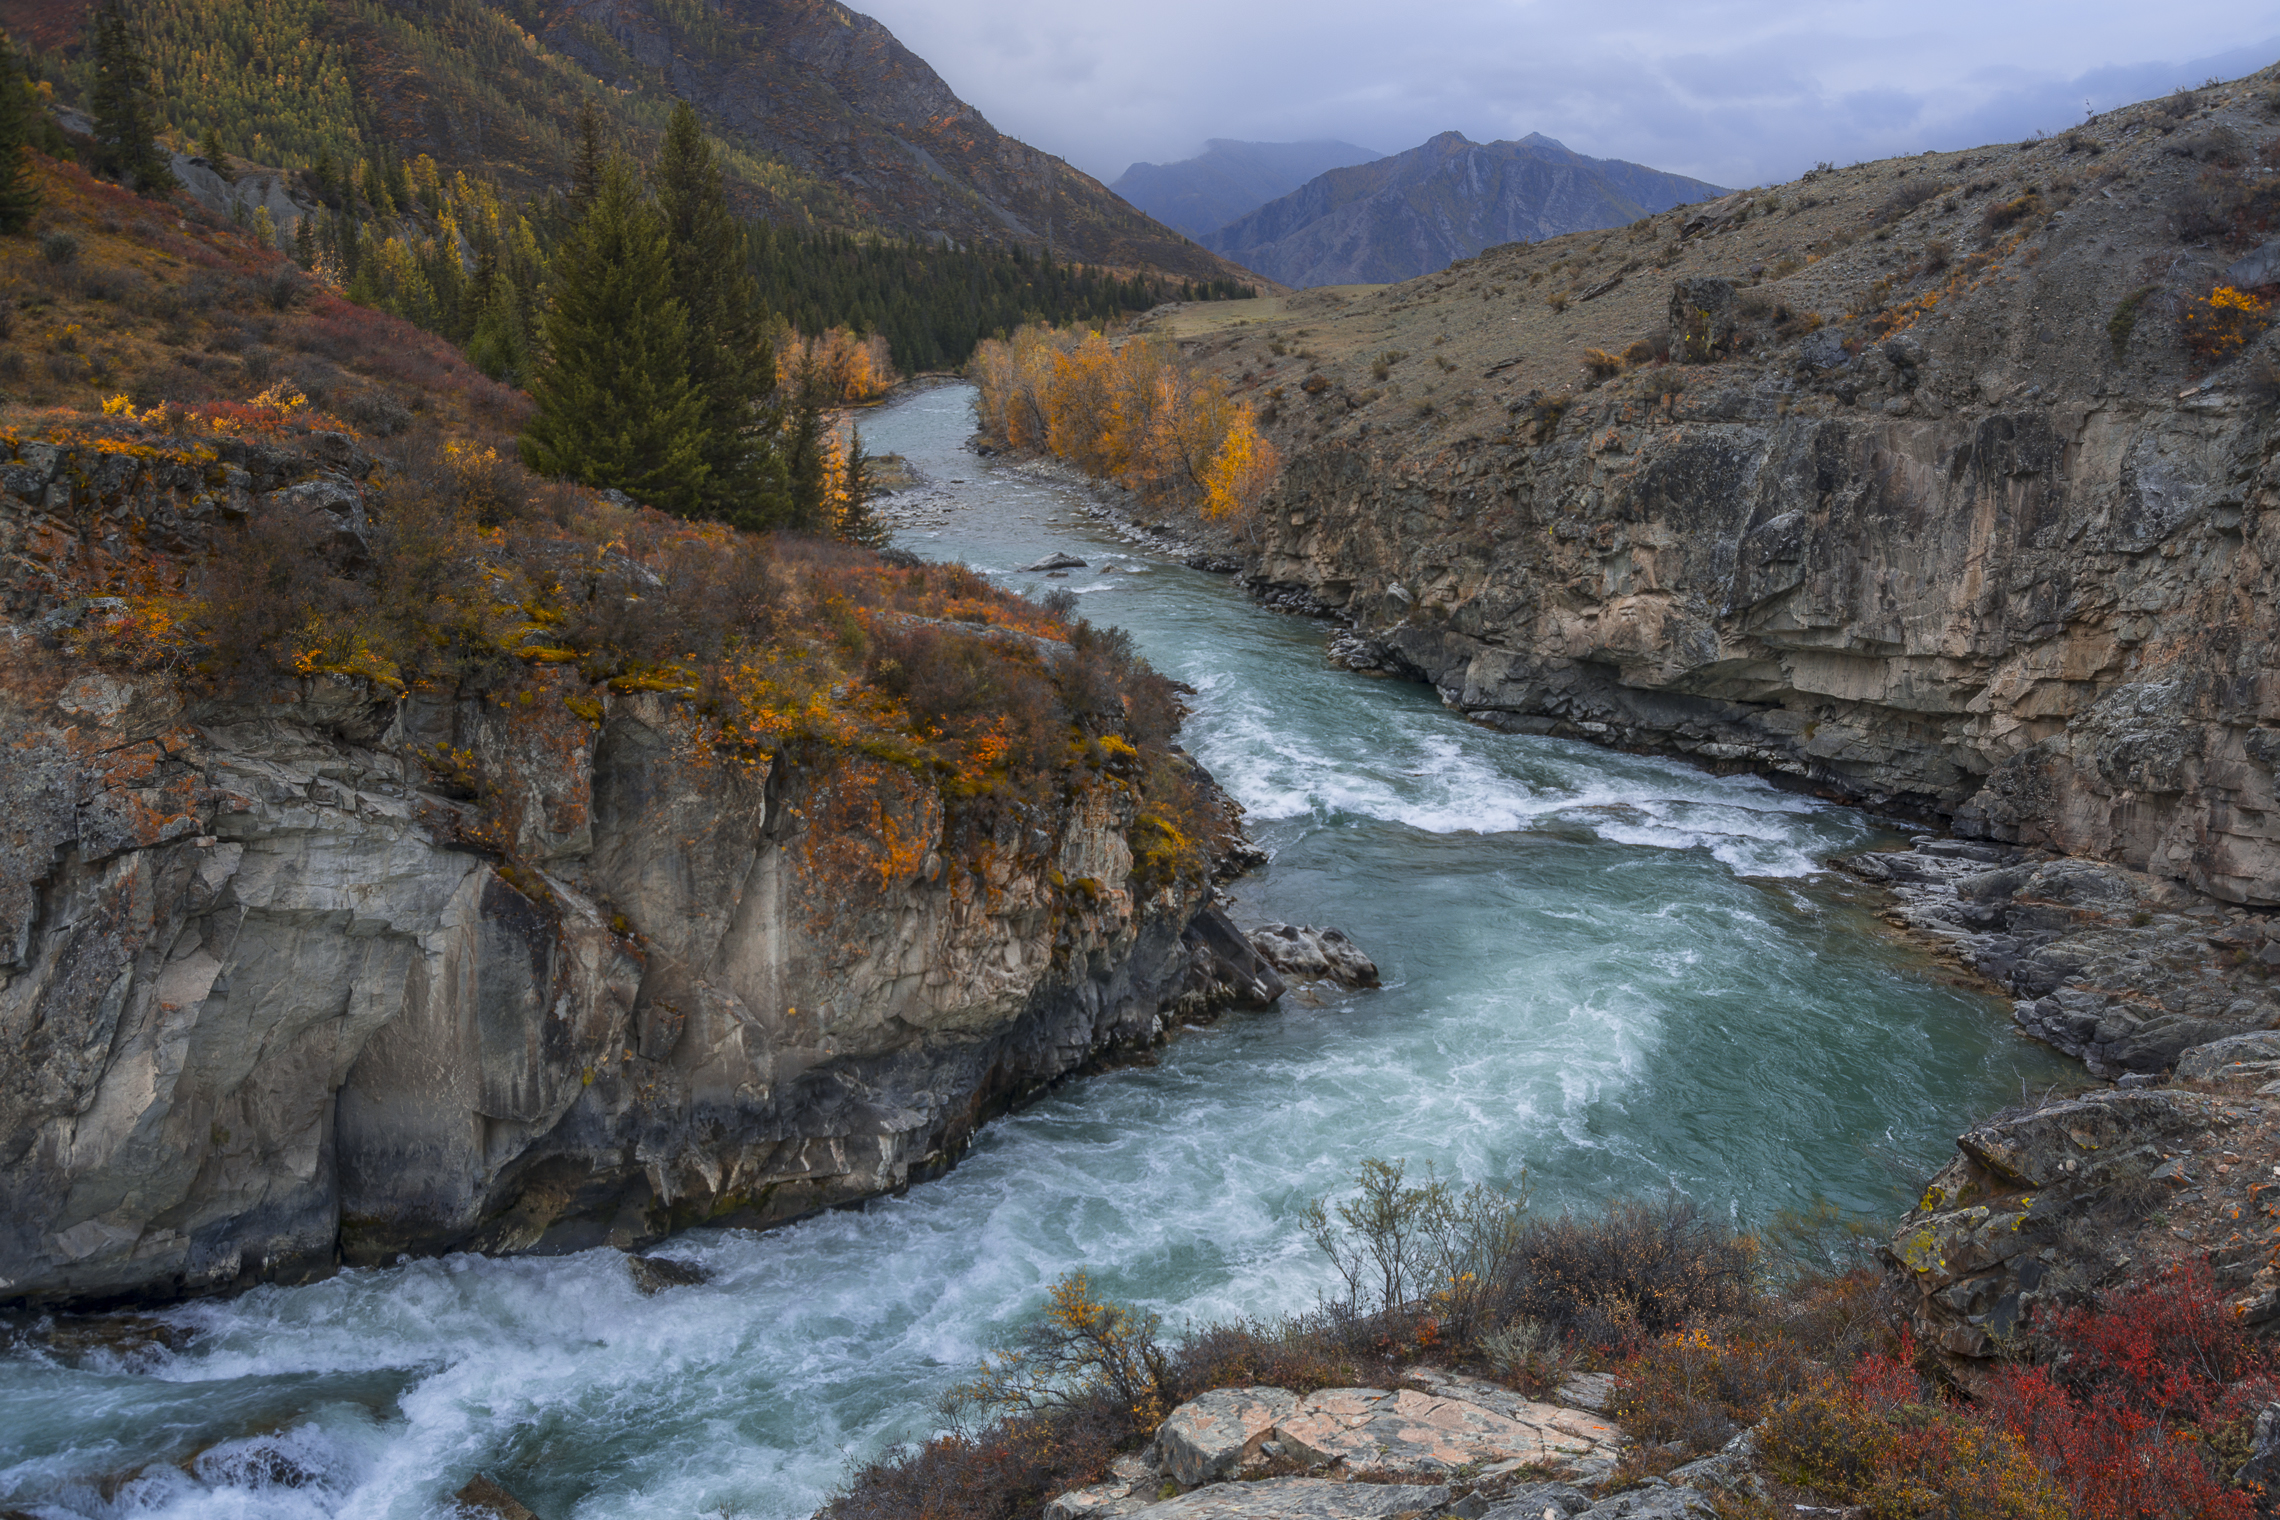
xmin=0 ymin=379 xmax=2085 ymax=1520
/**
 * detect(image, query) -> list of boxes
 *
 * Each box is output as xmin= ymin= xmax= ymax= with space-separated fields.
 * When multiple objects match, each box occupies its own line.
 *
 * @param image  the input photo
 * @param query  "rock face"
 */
xmin=1203 ymin=78 xmax=2280 ymax=910
xmin=1839 ymin=838 xmax=2280 ymax=1073
xmin=1158 ymin=1387 xmax=1301 ymax=1486
xmin=0 ymin=439 xmax=1226 ymax=1308
xmin=1890 ymin=1082 xmax=2280 ymax=1360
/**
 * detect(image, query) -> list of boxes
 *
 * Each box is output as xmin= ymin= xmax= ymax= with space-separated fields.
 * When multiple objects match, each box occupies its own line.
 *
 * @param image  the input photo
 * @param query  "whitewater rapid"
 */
xmin=0 ymin=382 xmax=2074 ymax=1520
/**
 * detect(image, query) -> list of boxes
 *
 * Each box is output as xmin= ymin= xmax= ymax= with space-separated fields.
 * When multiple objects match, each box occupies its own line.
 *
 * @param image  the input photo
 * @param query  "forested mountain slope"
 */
xmin=1 ymin=0 xmax=1256 ymax=281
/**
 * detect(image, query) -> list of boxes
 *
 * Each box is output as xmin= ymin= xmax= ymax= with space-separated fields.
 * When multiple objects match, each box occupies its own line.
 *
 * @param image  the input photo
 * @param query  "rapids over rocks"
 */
xmin=0 ymin=383 xmax=2074 ymax=1520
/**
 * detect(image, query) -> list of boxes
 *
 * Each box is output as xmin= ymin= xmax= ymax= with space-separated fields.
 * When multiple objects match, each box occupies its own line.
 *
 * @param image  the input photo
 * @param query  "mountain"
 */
xmin=2 ymin=0 xmax=1257 ymax=283
xmin=1112 ymin=138 xmax=1383 ymax=239
xmin=1205 ymin=130 xmax=1727 ymax=286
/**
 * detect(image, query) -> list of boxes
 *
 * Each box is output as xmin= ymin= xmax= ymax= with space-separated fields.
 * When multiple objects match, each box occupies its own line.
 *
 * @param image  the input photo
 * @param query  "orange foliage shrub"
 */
xmin=2181 ymin=285 xmax=2273 ymax=361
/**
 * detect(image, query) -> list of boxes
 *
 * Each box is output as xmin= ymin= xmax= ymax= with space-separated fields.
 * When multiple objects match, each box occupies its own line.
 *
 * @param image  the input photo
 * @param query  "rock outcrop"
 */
xmin=1179 ymin=70 xmax=2280 ymax=910
xmin=1046 ymin=1371 xmax=1626 ymax=1519
xmin=0 ymin=432 xmax=1238 ymax=1308
xmin=1838 ymin=837 xmax=2280 ymax=1072
xmin=1891 ymin=1080 xmax=2280 ymax=1361
xmin=1247 ymin=923 xmax=1380 ymax=989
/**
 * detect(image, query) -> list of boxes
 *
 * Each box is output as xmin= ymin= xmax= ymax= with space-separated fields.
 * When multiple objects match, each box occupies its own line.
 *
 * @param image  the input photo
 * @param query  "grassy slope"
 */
xmin=1151 ymin=66 xmax=2279 ymax=455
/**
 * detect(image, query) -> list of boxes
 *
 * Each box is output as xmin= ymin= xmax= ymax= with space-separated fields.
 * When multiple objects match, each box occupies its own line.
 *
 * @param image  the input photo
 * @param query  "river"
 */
xmin=0 ymin=381 xmax=2075 ymax=1520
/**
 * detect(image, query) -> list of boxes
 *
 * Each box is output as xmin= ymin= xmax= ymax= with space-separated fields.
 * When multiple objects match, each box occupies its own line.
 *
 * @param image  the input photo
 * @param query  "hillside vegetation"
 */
xmin=2 ymin=0 xmax=1263 ymax=286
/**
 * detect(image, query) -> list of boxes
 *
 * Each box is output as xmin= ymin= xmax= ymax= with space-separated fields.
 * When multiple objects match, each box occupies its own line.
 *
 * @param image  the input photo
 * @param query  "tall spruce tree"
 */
xmin=652 ymin=99 xmax=785 ymax=525
xmin=87 ymin=1 xmax=172 ymax=194
xmin=0 ymin=29 xmax=39 ymax=233
xmin=520 ymin=157 xmax=708 ymax=513
xmin=569 ymin=101 xmax=603 ymax=215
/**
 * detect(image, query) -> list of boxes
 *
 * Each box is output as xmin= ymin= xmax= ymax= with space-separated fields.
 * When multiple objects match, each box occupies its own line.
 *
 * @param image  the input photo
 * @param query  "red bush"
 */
xmin=1977 ymin=1261 xmax=2275 ymax=1520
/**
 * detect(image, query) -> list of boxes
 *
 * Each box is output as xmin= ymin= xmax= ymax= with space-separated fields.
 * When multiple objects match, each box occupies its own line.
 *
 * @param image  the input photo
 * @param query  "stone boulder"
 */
xmin=1024 ymin=552 xmax=1089 ymax=571
xmin=1480 ymin=1485 xmax=1594 ymax=1519
xmin=1277 ymin=1385 xmax=1620 ymax=1476
xmin=1247 ymin=924 xmax=1380 ymax=988
xmin=2222 ymin=239 xmax=2280 ymax=292
xmin=1184 ymin=904 xmax=1289 ymax=1008
xmin=1131 ymin=1478 xmax=1448 ymax=1518
xmin=1889 ymin=1089 xmax=2215 ymax=1358
xmin=1157 ymin=1387 xmax=1300 ymax=1486
xmin=2177 ymin=1030 xmax=2280 ymax=1083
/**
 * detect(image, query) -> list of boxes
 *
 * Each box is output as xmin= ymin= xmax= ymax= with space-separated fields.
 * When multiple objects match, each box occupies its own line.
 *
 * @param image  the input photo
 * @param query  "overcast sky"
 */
xmin=853 ymin=0 xmax=2280 ymax=191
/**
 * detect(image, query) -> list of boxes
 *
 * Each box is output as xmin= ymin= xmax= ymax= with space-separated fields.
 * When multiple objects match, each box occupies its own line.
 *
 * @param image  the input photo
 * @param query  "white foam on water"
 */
xmin=1 ymin=382 xmax=2080 ymax=1520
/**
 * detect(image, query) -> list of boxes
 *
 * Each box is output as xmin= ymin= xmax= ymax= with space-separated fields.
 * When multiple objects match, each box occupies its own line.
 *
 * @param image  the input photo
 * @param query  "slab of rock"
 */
xmin=1571 ymin=1485 xmax=1716 ymax=1519
xmin=1045 ymin=1482 xmax=1160 ymax=1520
xmin=1158 ymin=1387 xmax=1301 ymax=1485
xmin=1401 ymin=1368 xmax=1626 ymax=1466
xmin=1279 ymin=1385 xmax=1618 ymax=1476
xmin=1247 ymin=924 xmax=1380 ymax=988
xmin=1131 ymin=1477 xmax=1448 ymax=1518
xmin=1664 ymin=1430 xmax=1761 ymax=1498
xmin=1023 ymin=552 xmax=1089 ymax=571
xmin=1480 ymin=1484 xmax=1595 ymax=1519
xmin=1553 ymin=1373 xmax=1616 ymax=1412
xmin=2177 ymin=1031 xmax=2280 ymax=1082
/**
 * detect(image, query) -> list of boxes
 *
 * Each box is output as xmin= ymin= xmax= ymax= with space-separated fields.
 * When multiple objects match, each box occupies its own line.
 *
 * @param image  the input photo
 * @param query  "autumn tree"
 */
xmin=520 ymin=157 xmax=708 ymax=513
xmin=87 ymin=0 xmax=174 ymax=194
xmin=0 ymin=29 xmax=38 ymax=233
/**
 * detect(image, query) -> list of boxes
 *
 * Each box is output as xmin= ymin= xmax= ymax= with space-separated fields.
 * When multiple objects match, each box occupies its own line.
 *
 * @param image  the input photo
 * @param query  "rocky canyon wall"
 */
xmin=1208 ymin=81 xmax=2280 ymax=909
xmin=0 ymin=434 xmax=1218 ymax=1307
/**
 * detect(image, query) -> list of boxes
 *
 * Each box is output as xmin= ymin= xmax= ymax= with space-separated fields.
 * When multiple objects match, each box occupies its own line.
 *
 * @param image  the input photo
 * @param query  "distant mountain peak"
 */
xmin=1111 ymin=138 xmax=1387 ymax=240
xmin=1204 ymin=132 xmax=1728 ymax=287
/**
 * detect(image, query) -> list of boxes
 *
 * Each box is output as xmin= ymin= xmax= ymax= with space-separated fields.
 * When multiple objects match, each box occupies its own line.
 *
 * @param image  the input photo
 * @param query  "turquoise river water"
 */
xmin=0 ymin=382 xmax=2075 ymax=1520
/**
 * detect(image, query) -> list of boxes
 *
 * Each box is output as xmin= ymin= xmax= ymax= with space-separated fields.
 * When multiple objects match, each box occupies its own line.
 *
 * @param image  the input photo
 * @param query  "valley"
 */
xmin=3 ymin=5 xmax=2280 ymax=1519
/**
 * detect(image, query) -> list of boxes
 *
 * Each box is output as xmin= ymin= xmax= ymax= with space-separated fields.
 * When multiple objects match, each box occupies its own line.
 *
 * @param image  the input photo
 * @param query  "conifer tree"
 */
xmin=780 ymin=354 xmax=831 ymax=532
xmin=87 ymin=0 xmax=173 ymax=194
xmin=520 ymin=157 xmax=708 ymax=514
xmin=653 ymin=99 xmax=783 ymax=523
xmin=834 ymin=426 xmax=888 ymax=548
xmin=0 ymin=29 xmax=40 ymax=234
xmin=292 ymin=212 xmax=316 ymax=268
xmin=569 ymin=100 xmax=603 ymax=214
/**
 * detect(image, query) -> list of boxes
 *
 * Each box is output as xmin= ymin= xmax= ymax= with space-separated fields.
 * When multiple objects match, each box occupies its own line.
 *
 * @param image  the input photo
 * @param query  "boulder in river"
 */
xmin=1022 ymin=552 xmax=1089 ymax=571
xmin=1247 ymin=924 xmax=1380 ymax=988
xmin=625 ymin=1253 xmax=711 ymax=1295
xmin=454 ymin=1474 xmax=540 ymax=1520
xmin=1182 ymin=904 xmax=1288 ymax=1008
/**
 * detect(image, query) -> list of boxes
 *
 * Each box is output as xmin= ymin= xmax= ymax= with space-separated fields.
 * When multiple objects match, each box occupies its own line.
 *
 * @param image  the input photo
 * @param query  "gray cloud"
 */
xmin=853 ymin=0 xmax=2279 ymax=190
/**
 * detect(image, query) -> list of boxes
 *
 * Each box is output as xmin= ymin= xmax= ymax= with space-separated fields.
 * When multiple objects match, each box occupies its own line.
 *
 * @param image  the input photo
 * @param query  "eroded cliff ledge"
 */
xmin=0 ymin=426 xmax=1232 ymax=1308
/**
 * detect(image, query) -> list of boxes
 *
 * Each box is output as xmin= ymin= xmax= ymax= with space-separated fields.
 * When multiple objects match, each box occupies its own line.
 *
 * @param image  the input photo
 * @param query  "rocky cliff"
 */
xmin=0 ymin=427 xmax=1236 ymax=1308
xmin=1163 ymin=70 xmax=2280 ymax=916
